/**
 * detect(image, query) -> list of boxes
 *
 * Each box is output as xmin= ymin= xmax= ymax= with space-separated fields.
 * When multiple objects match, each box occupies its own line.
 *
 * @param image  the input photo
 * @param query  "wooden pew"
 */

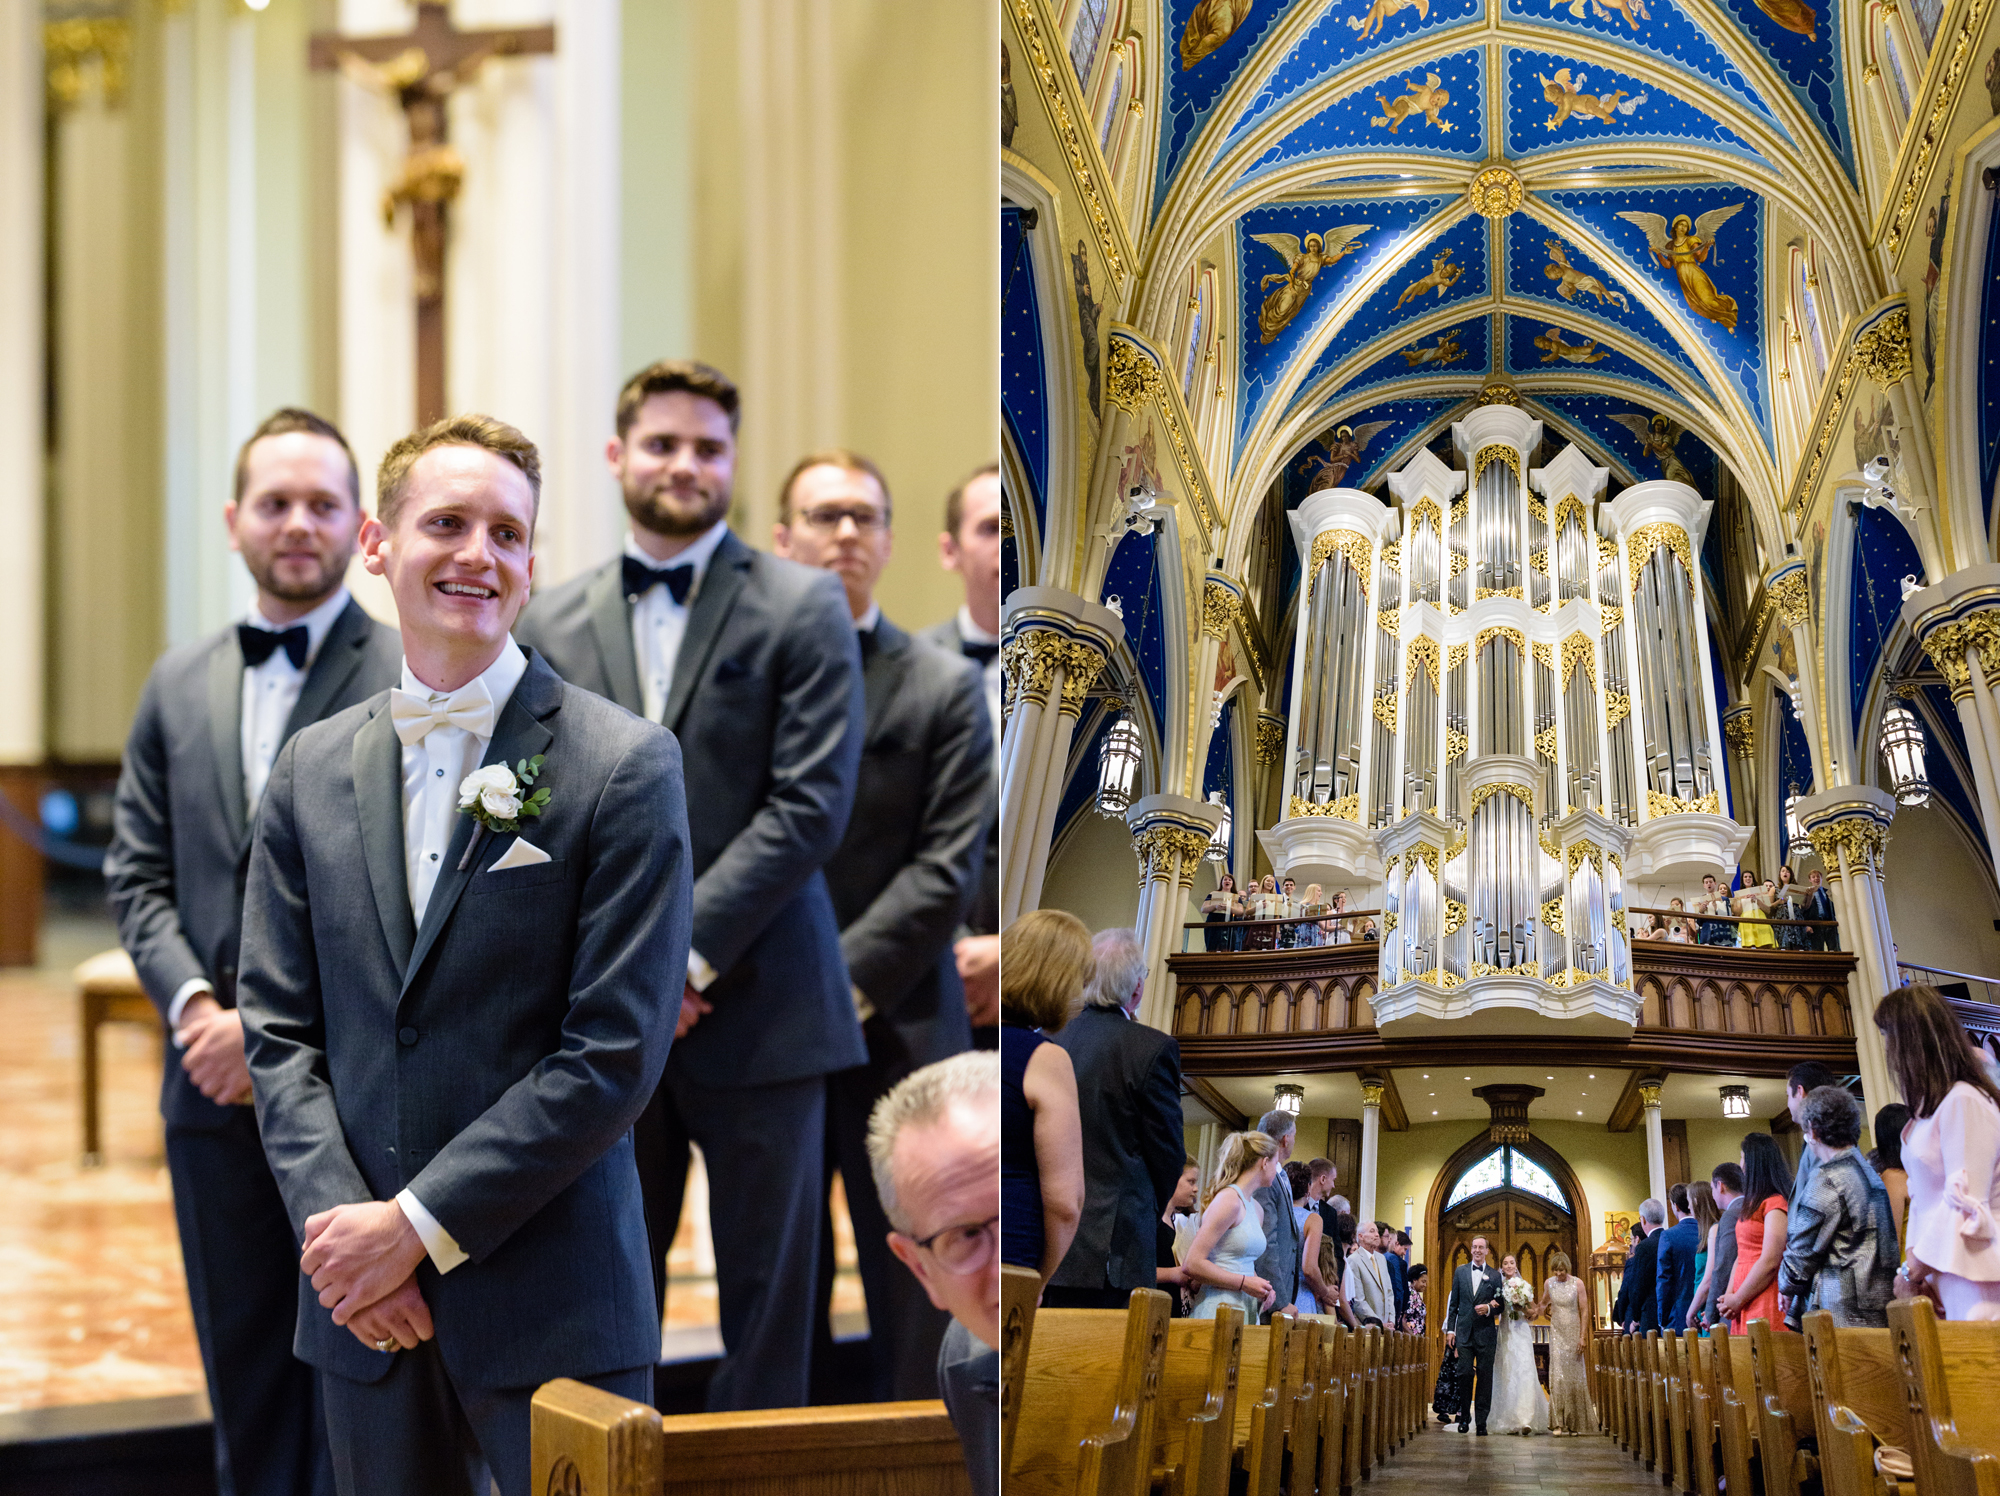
xmin=1660 ymin=1329 xmax=1690 ymax=1492
xmin=1274 ymin=1309 xmax=1319 ymax=1496
xmin=1745 ymin=1319 xmax=1816 ymax=1496
xmin=1340 ymin=1325 xmax=1372 ymax=1494
xmin=1001 ymin=1264 xmax=1040 ymax=1475
xmin=529 ymin=1382 xmax=971 ymax=1496
xmin=1611 ymin=1334 xmax=1630 ymax=1452
xmin=1638 ymin=1331 xmax=1662 ymax=1472
xmin=1232 ymin=1314 xmax=1289 ymax=1496
xmin=1008 ymin=1291 xmax=1173 ymax=1496
xmin=1710 ymin=1328 xmax=1760 ymax=1496
xmin=1887 ymin=1295 xmax=2000 ymax=1496
xmin=1152 ymin=1308 xmax=1244 ymax=1496
xmin=1297 ymin=1316 xmax=1345 ymax=1496
xmin=1800 ymin=1312 xmax=1910 ymax=1496
xmin=1682 ymin=1332 xmax=1722 ymax=1496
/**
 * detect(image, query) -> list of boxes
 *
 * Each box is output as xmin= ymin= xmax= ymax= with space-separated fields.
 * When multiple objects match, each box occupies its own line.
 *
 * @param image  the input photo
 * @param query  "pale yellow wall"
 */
xmin=1040 ymin=812 xmax=1143 ymax=936
xmin=1883 ymin=799 xmax=2000 ymax=978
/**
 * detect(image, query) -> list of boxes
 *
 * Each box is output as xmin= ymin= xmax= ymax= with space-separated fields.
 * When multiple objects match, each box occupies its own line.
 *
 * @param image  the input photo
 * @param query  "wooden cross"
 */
xmin=309 ymin=3 xmax=557 ymax=428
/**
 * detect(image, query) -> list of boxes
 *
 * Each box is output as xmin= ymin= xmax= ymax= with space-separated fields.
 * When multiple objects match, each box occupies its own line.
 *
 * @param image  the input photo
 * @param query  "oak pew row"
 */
xmin=1006 ymin=1292 xmax=1427 ymax=1496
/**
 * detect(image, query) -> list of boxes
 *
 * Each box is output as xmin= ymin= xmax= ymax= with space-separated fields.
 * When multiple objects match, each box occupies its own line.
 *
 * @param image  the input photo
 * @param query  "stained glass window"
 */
xmin=1509 ymin=1151 xmax=1571 ymax=1212
xmin=1445 ymin=1149 xmax=1505 ymax=1208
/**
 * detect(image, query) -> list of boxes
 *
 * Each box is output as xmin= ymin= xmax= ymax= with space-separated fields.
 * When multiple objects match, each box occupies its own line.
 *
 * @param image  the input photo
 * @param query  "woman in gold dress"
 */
xmin=1734 ymin=872 xmax=1779 ymax=948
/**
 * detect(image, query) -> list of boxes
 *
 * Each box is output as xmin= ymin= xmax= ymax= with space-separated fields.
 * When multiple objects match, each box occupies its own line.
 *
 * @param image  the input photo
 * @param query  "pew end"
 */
xmin=1002 ymin=1264 xmax=1041 ymax=1473
xmin=1887 ymin=1295 xmax=2000 ymax=1496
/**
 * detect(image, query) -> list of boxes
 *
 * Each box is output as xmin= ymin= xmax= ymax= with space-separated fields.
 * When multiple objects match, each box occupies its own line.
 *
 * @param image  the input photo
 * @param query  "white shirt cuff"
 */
xmin=167 ymin=978 xmax=215 ymax=1041
xmin=395 ymin=1188 xmax=469 ymax=1274
xmin=687 ymin=949 xmax=718 ymax=992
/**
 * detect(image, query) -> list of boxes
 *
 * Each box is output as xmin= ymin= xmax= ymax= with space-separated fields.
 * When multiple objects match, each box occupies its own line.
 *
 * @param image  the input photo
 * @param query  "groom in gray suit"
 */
xmin=107 ymin=407 xmax=400 ymax=1496
xmin=1443 ymin=1236 xmax=1503 ymax=1434
xmin=238 ymin=415 xmax=691 ymax=1496
xmin=515 ymin=361 xmax=865 ymax=1409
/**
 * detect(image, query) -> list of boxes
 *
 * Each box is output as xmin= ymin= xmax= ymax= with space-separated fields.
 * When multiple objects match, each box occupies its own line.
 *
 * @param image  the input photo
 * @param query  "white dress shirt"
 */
xmin=956 ymin=605 xmax=1001 ymax=734
xmin=389 ymin=637 xmax=529 ymax=1275
xmin=167 ymin=588 xmax=352 ymax=1034
xmin=626 ymin=521 xmax=730 ymax=725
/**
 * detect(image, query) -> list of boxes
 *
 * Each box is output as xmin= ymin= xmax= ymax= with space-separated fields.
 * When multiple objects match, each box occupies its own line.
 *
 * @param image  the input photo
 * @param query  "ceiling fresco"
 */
xmin=1500 ymin=311 xmax=1682 ymax=400
xmin=1157 ymin=0 xmax=1308 ymax=209
xmin=1234 ymin=48 xmax=1492 ymax=188
xmin=1498 ymin=47 xmax=1769 ymax=166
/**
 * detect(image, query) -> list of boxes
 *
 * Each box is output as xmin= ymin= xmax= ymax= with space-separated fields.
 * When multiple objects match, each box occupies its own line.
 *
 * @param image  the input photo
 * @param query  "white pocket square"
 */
xmin=489 ymin=837 xmax=552 ymax=871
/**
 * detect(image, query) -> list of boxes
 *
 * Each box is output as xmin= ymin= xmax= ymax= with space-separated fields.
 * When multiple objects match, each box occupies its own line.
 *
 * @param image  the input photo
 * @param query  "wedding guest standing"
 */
xmin=1540 ymin=1253 xmax=1595 ymax=1434
xmin=1201 ymin=874 xmax=1241 ymax=952
xmin=1158 ymin=1156 xmax=1199 ymax=1314
xmin=1183 ymin=1132 xmax=1280 ymax=1322
xmin=1655 ymin=1184 xmax=1701 ymax=1331
xmin=1694 ymin=873 xmax=1736 ymax=947
xmin=1869 ymin=1103 xmax=1911 ymax=1252
xmin=106 ymin=408 xmax=401 ymax=1496
xmin=1699 ymin=1163 xmax=1744 ymax=1329
xmin=1801 ymin=866 xmax=1838 ymax=950
xmin=1719 ymin=1133 xmax=1792 ymax=1331
xmin=515 ymin=362 xmax=866 ymax=1410
xmin=237 ymin=416 xmax=693 ymax=1496
xmin=1251 ymin=1109 xmax=1302 ymax=1312
xmin=998 ymin=910 xmax=1088 ymax=1284
xmin=770 ymin=450 xmax=993 ymax=1401
xmin=1779 ymin=1085 xmax=1897 ymax=1326
xmin=1876 ymin=985 xmax=2000 ymax=1319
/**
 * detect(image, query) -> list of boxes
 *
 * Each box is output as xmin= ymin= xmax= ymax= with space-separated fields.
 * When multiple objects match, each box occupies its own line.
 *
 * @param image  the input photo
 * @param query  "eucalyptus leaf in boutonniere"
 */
xmin=455 ymin=756 xmax=552 ymax=868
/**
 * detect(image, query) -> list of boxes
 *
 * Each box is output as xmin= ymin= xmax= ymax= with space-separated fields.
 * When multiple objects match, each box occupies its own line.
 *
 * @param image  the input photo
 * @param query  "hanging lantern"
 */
xmin=1205 ymin=790 xmax=1232 ymax=863
xmin=1880 ymin=702 xmax=1931 ymax=808
xmin=1783 ymin=782 xmax=1803 ymax=846
xmin=1273 ymin=1082 xmax=1305 ymax=1115
xmin=1096 ymin=715 xmax=1143 ymax=817
xmin=1719 ymin=1084 xmax=1751 ymax=1119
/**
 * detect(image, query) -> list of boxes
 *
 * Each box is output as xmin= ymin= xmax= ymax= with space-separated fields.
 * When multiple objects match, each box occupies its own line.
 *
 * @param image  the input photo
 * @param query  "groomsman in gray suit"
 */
xmin=237 ymin=415 xmax=692 ymax=1496
xmin=515 ymin=361 xmax=866 ymax=1409
xmin=107 ymin=407 xmax=400 ymax=1496
xmin=770 ymin=448 xmax=992 ymax=1400
xmin=918 ymin=465 xmax=1001 ymax=1036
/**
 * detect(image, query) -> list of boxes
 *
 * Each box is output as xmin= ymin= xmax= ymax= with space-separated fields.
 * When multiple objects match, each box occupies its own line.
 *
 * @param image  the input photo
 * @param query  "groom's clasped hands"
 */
xmin=300 ymin=1200 xmax=436 ymax=1353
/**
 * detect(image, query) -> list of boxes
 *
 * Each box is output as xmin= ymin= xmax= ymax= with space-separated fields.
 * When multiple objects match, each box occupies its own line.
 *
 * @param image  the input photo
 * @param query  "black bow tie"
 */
xmin=961 ymin=638 xmax=998 ymax=666
xmin=623 ymin=555 xmax=696 ymax=605
xmin=238 ymin=623 xmax=309 ymax=670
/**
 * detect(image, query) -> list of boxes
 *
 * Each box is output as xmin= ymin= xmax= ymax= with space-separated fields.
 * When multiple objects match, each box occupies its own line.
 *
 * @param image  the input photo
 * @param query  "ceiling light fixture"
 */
xmin=1095 ymin=716 xmax=1142 ymax=817
xmin=1720 ymin=1084 xmax=1751 ymax=1119
xmin=1274 ymin=1083 xmax=1305 ymax=1115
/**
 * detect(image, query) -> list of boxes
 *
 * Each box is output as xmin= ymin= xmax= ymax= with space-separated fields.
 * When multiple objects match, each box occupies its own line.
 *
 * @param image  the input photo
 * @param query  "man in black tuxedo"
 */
xmin=516 ymin=362 xmax=866 ymax=1409
xmin=918 ymin=464 xmax=1000 ymax=1039
xmin=107 ymin=407 xmax=401 ymax=1496
xmin=770 ymin=449 xmax=992 ymax=1400
xmin=1618 ymin=1200 xmax=1666 ymax=1333
xmin=1443 ymin=1236 xmax=1503 ymax=1433
xmin=238 ymin=415 xmax=692 ymax=1495
xmin=1043 ymin=928 xmax=1185 ymax=1310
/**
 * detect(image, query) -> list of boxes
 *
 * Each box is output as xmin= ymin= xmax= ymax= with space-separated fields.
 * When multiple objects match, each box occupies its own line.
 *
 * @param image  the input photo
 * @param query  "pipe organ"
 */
xmin=1262 ymin=405 xmax=1747 ymax=1034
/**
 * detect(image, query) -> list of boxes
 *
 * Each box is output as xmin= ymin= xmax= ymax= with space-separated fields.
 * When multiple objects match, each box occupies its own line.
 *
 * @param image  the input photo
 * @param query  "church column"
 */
xmin=1129 ymin=793 xmax=1220 ymax=1034
xmin=1851 ymin=307 xmax=1950 ymax=583
xmin=1721 ymin=706 xmax=1758 ymax=860
xmin=1184 ymin=574 xmax=1241 ymax=799
xmin=1904 ymin=576 xmax=2000 ymax=874
xmin=1767 ymin=564 xmax=1833 ymax=788
xmin=1640 ymin=1079 xmax=1667 ymax=1205
xmin=998 ymin=587 xmax=1124 ymax=924
xmin=1357 ymin=1079 xmax=1384 ymax=1224
xmin=1798 ymin=786 xmax=1900 ymax=1111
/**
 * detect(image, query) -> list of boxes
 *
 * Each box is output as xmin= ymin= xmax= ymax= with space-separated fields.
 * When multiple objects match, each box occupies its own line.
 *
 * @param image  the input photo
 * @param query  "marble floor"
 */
xmin=0 ymin=915 xmax=862 ymax=1412
xmin=1371 ymin=1425 xmax=1668 ymax=1493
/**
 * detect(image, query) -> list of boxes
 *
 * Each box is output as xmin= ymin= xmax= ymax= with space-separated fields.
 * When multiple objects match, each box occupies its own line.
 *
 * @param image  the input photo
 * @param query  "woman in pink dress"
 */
xmin=1717 ymin=1131 xmax=1790 ymax=1331
xmin=1876 ymin=985 xmax=2000 ymax=1319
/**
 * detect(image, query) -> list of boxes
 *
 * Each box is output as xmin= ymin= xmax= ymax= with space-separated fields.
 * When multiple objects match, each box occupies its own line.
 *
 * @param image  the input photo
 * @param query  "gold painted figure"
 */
xmin=1533 ymin=325 xmax=1613 ymax=364
xmin=1615 ymin=205 xmax=1745 ymax=331
xmin=1370 ymin=72 xmax=1455 ymax=133
xmin=1548 ymin=0 xmax=1652 ymax=30
xmin=1537 ymin=68 xmax=1648 ymax=127
xmin=1399 ymin=326 xmax=1468 ymax=366
xmin=1305 ymin=422 xmax=1395 ymax=489
xmin=1348 ymin=0 xmax=1432 ymax=42
xmin=1250 ymin=225 xmax=1373 ymax=343
xmin=1395 ymin=246 xmax=1465 ymax=308
xmin=1753 ymin=0 xmax=1817 ymax=38
xmin=1181 ymin=0 xmax=1255 ymax=67
xmin=1543 ymin=239 xmax=1630 ymax=311
xmin=1609 ymin=412 xmax=1696 ymax=485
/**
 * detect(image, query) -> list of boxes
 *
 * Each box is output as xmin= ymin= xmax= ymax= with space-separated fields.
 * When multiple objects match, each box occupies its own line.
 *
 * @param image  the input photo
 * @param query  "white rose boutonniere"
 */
xmin=455 ymin=755 xmax=551 ymax=867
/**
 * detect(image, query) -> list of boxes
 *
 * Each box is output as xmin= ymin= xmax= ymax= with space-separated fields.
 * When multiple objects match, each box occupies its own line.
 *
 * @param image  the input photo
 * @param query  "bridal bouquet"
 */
xmin=1501 ymin=1276 xmax=1534 ymax=1322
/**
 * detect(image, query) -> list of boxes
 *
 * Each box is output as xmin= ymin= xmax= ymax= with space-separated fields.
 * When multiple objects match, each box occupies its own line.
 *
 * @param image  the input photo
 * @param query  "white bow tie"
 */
xmin=389 ymin=679 xmax=496 ymax=745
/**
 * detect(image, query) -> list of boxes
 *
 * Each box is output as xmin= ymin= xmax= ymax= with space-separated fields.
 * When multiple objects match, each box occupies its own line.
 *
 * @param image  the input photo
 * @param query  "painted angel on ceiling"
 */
xmin=1305 ymin=422 xmax=1395 ymax=489
xmin=1181 ymin=0 xmax=1255 ymax=68
xmin=1609 ymin=412 xmax=1695 ymax=485
xmin=1614 ymin=204 xmax=1745 ymax=332
xmin=1250 ymin=225 xmax=1373 ymax=343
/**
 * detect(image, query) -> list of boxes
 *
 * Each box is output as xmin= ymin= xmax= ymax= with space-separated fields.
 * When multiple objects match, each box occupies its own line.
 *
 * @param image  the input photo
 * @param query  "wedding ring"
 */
xmin=376 ymin=1338 xmax=394 ymax=1353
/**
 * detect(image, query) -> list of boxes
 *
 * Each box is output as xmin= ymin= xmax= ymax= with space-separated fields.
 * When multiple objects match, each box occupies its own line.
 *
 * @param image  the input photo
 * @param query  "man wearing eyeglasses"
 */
xmin=772 ymin=451 xmax=992 ymax=1401
xmin=516 ymin=362 xmax=866 ymax=1411
xmin=865 ymin=1052 xmax=1000 ymax=1496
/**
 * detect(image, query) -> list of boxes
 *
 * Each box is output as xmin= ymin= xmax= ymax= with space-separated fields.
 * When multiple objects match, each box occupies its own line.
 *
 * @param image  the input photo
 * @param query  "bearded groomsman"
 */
xmin=770 ymin=449 xmax=992 ymax=1400
xmin=516 ymin=361 xmax=866 ymax=1409
xmin=237 ymin=415 xmax=692 ymax=1496
xmin=106 ymin=408 xmax=401 ymax=1496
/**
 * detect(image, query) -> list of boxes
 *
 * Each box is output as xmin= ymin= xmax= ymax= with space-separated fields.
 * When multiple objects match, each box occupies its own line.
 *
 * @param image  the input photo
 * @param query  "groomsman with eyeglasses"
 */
xmin=516 ymin=360 xmax=867 ymax=1410
xmin=769 ymin=449 xmax=992 ymax=1401
xmin=107 ymin=408 xmax=402 ymax=1496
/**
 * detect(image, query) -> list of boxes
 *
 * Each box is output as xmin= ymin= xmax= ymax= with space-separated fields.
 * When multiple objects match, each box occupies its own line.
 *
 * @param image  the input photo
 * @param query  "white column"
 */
xmin=1130 ymin=794 xmax=1222 ymax=1033
xmin=1641 ymin=1080 xmax=1667 ymax=1206
xmin=1358 ymin=1081 xmax=1384 ymax=1224
xmin=0 ymin=0 xmax=43 ymax=764
xmin=1904 ymin=580 xmax=2000 ymax=873
xmin=1798 ymin=786 xmax=1901 ymax=1112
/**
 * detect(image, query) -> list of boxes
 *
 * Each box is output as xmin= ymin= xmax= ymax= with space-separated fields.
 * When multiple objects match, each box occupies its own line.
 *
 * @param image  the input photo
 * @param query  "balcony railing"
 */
xmin=1897 ymin=962 xmax=2000 ymax=1048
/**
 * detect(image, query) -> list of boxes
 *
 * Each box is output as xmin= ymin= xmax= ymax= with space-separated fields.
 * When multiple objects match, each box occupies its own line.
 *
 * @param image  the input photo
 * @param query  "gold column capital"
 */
xmin=1805 ymin=815 xmax=1890 ymax=881
xmin=1722 ymin=711 xmax=1755 ymax=759
xmin=1638 ymin=1081 xmax=1663 ymax=1109
xmin=1916 ymin=606 xmax=2000 ymax=701
xmin=1852 ymin=307 xmax=1913 ymax=387
xmin=1254 ymin=713 xmax=1286 ymax=765
xmin=1131 ymin=824 xmax=1211 ymax=885
xmin=1201 ymin=577 xmax=1243 ymax=641
xmin=1361 ymin=1080 xmax=1386 ymax=1109
xmin=1000 ymin=626 xmax=1109 ymax=718
xmin=1766 ymin=568 xmax=1811 ymax=629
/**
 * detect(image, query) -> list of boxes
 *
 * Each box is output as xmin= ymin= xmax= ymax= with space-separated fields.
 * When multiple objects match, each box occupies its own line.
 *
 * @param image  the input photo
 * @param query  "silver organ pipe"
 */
xmin=1563 ymin=638 xmax=1601 ymax=812
xmin=1446 ymin=649 xmax=1468 ymax=816
xmin=1633 ymin=549 xmax=1714 ymax=801
xmin=1602 ymin=622 xmax=1637 ymax=824
xmin=1557 ymin=513 xmax=1590 ymax=600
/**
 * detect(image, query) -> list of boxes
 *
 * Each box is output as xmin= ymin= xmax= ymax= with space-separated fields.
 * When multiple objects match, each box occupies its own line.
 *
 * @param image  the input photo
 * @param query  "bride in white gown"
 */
xmin=1487 ymin=1255 xmax=1549 ymax=1435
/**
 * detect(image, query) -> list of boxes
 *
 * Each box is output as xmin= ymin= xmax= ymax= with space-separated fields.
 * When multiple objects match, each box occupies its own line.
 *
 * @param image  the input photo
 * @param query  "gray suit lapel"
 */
xmin=664 ymin=534 xmax=751 ymax=731
xmin=283 ymin=599 xmax=370 ymax=742
xmin=206 ymin=635 xmax=249 ymax=847
xmin=585 ymin=563 xmax=644 ymax=714
xmin=400 ymin=660 xmax=560 ymax=998
xmin=353 ymin=703 xmax=417 ymax=975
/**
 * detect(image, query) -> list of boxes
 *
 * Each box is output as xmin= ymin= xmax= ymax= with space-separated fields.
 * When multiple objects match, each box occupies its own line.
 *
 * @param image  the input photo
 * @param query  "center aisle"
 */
xmin=1367 ymin=1427 xmax=1665 ymax=1493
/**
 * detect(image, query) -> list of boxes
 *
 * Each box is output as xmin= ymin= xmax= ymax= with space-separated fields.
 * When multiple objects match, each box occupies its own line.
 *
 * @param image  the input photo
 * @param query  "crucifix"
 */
xmin=309 ymin=3 xmax=557 ymax=427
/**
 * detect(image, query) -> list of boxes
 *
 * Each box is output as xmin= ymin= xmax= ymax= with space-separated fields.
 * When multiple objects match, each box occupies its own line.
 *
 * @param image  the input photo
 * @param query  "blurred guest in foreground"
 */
xmin=998 ymin=910 xmax=1088 ymax=1285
